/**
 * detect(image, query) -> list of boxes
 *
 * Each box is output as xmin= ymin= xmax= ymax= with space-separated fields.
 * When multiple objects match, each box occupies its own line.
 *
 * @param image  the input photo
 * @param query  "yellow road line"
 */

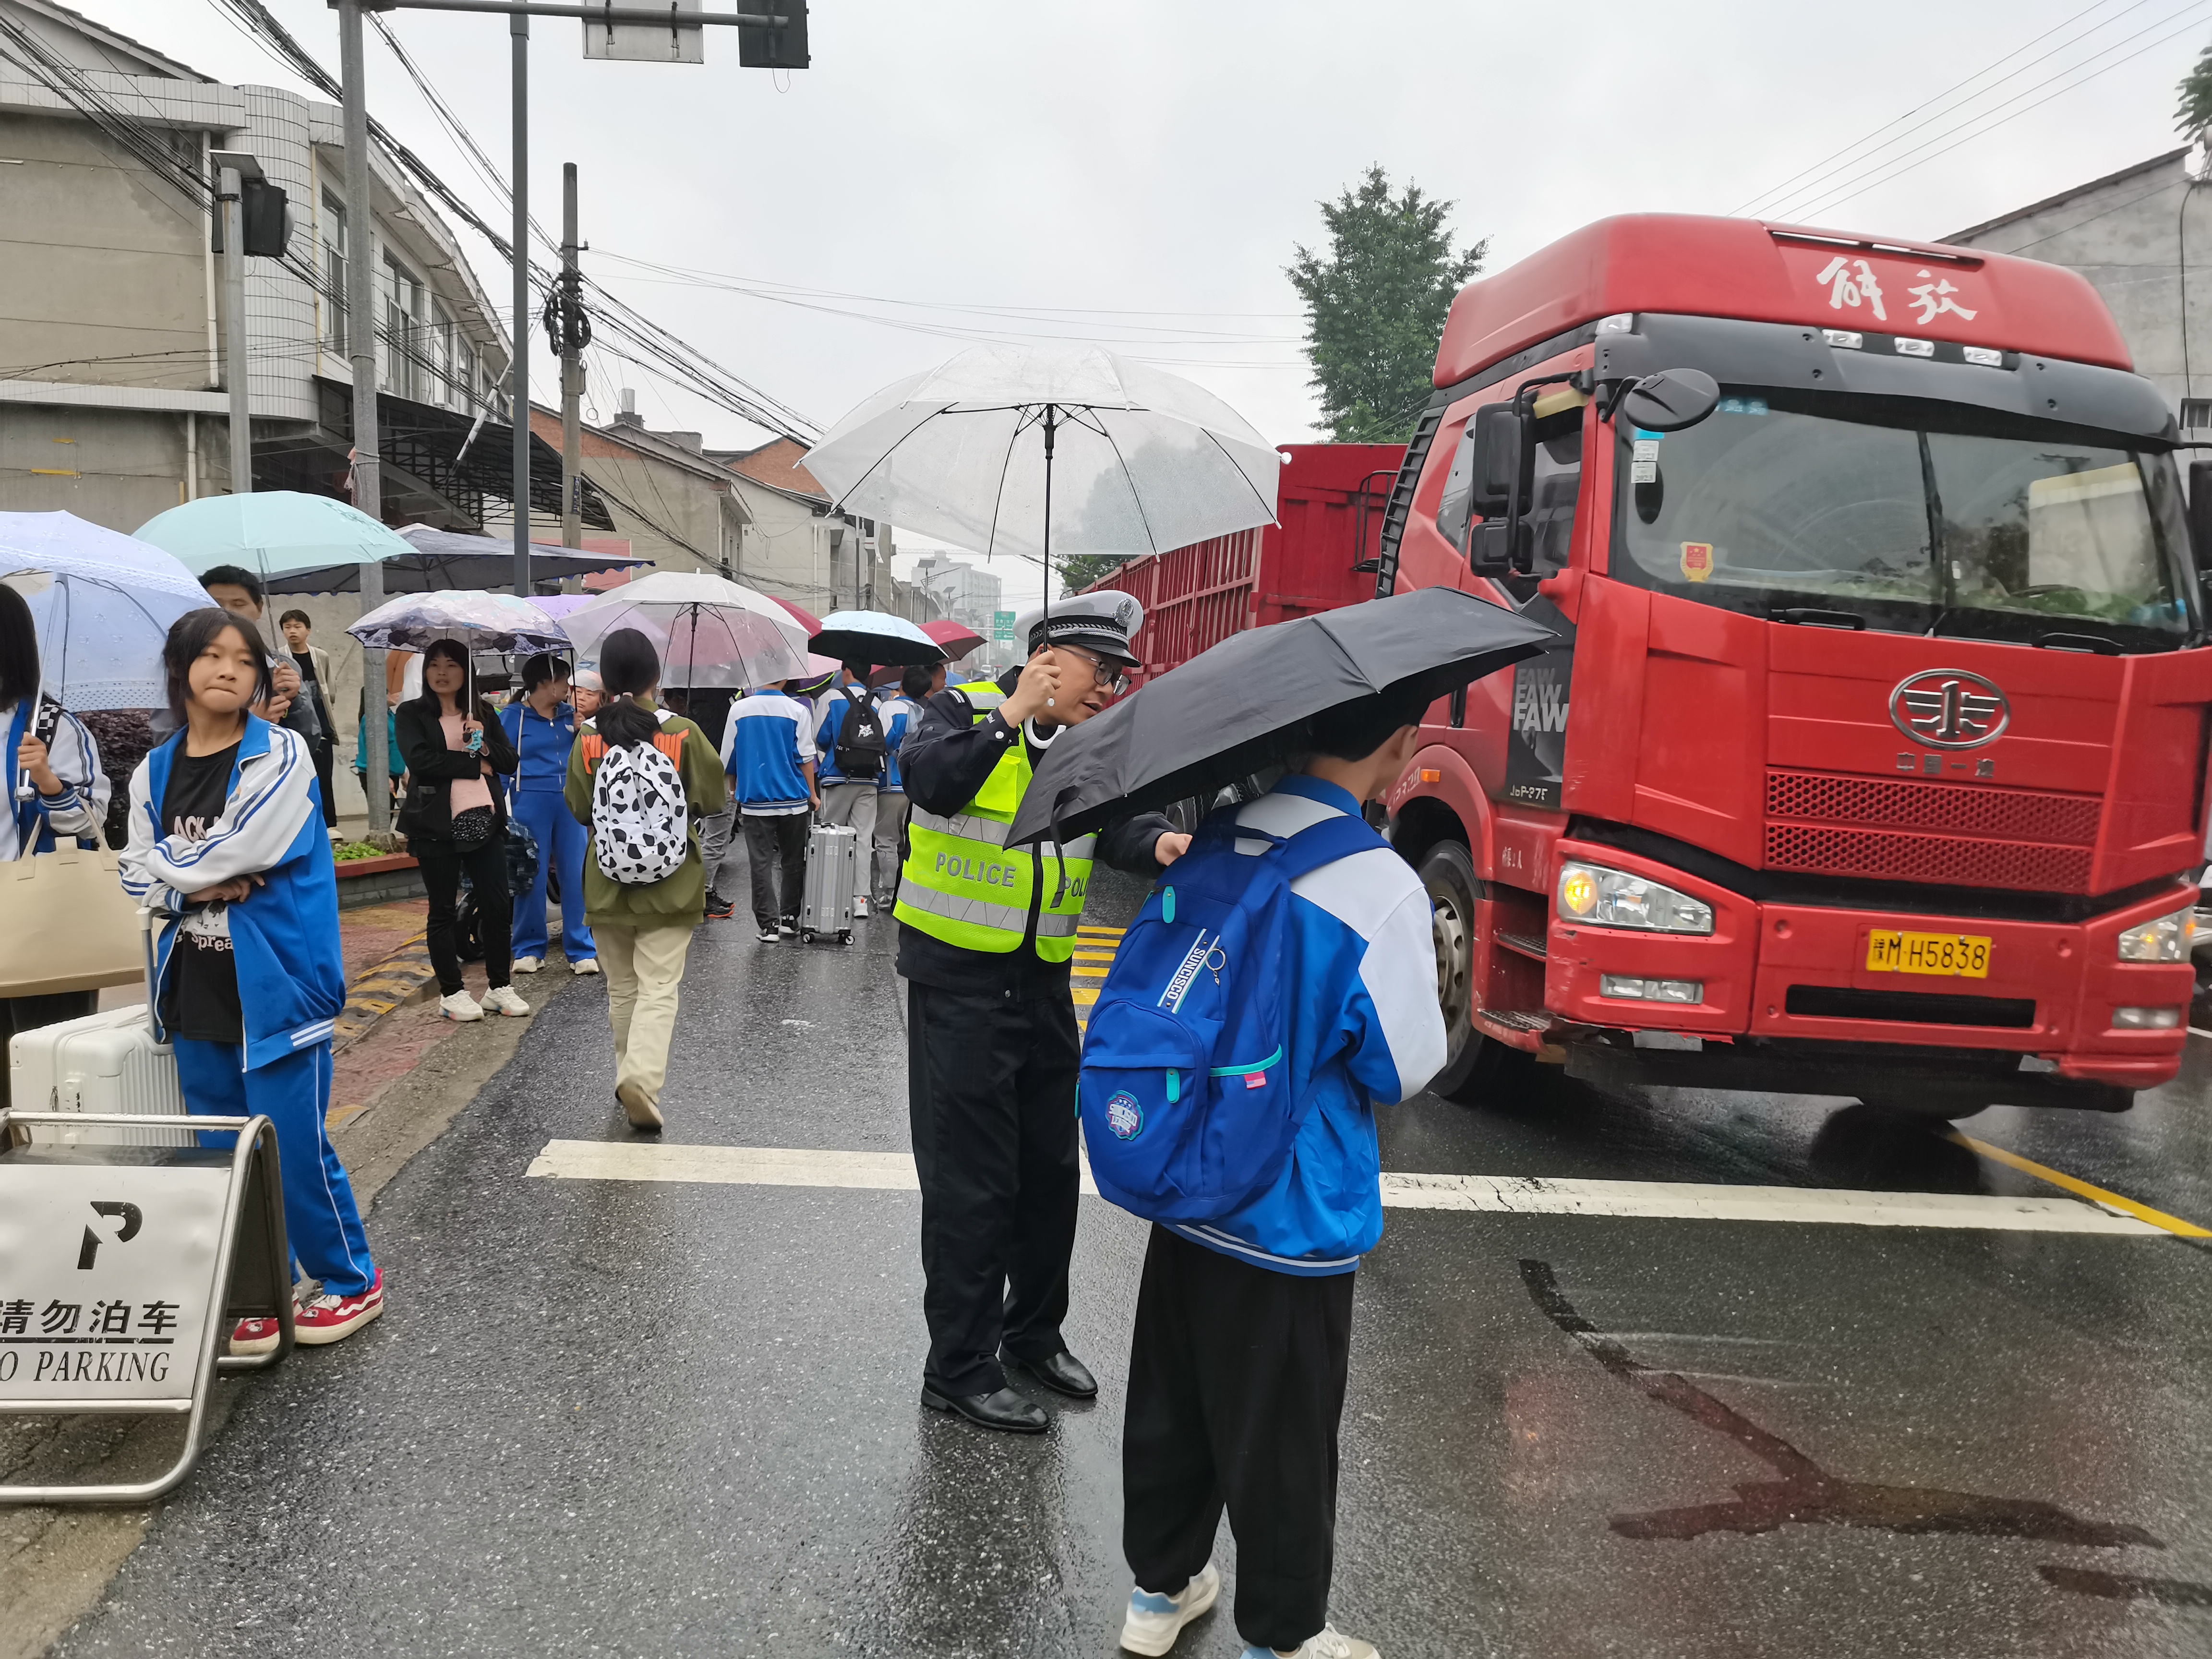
xmin=1073 ymin=950 xmax=1118 ymax=962
xmin=1072 ymin=987 xmax=1099 ymax=1007
xmin=1078 ymin=926 xmax=1125 ymax=938
xmin=1950 ymin=1132 xmax=2212 ymax=1238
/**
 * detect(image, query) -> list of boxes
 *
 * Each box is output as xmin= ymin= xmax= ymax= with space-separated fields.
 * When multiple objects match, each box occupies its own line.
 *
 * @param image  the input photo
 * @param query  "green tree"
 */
xmin=1287 ymin=167 xmax=1486 ymax=444
xmin=1054 ymin=552 xmax=1131 ymax=593
xmin=2180 ymin=41 xmax=2212 ymax=141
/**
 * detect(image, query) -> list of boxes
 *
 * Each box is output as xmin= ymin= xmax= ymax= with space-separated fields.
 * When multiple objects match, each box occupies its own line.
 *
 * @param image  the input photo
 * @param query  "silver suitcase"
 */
xmin=801 ymin=822 xmax=858 ymax=944
xmin=8 ymin=910 xmax=189 ymax=1147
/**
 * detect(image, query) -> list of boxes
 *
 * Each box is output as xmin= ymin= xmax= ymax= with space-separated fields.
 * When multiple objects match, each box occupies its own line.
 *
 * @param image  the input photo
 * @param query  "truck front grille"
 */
xmin=1764 ymin=769 xmax=2098 ymax=892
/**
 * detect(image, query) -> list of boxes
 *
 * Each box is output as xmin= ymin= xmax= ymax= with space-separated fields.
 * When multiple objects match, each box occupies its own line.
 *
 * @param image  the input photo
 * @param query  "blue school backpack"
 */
xmin=1079 ymin=806 xmax=1382 ymax=1223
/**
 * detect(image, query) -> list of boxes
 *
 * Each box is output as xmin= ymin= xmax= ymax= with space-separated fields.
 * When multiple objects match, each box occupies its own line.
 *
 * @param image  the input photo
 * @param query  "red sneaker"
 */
xmin=229 ymin=1316 xmax=282 ymax=1357
xmin=294 ymin=1270 xmax=385 ymax=1346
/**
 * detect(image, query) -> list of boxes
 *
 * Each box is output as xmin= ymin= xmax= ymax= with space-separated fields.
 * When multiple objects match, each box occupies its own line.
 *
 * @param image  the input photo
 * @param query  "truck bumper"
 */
xmin=1544 ymin=837 xmax=2195 ymax=1098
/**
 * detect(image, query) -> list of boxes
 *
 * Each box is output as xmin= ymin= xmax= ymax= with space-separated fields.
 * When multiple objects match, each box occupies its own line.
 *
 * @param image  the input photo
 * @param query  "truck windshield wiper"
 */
xmin=2033 ymin=630 xmax=2122 ymax=654
xmin=1771 ymin=606 xmax=1865 ymax=630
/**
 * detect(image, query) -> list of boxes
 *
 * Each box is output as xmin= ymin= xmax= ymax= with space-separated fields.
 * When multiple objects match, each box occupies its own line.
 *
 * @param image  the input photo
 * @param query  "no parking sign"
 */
xmin=0 ymin=1112 xmax=293 ymax=1504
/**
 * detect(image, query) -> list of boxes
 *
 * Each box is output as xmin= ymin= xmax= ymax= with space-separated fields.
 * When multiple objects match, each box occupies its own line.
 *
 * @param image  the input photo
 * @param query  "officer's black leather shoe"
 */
xmin=1004 ymin=1348 xmax=1098 ymax=1400
xmin=921 ymin=1383 xmax=1048 ymax=1434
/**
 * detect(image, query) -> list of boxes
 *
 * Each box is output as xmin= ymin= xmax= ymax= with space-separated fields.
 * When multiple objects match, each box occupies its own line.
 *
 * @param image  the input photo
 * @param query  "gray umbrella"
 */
xmin=1005 ymin=589 xmax=1556 ymax=846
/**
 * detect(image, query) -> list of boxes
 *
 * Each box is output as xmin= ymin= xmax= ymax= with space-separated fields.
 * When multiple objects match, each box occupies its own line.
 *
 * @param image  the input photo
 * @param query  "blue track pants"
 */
xmin=175 ymin=1037 xmax=376 ymax=1297
xmin=511 ymin=788 xmax=595 ymax=963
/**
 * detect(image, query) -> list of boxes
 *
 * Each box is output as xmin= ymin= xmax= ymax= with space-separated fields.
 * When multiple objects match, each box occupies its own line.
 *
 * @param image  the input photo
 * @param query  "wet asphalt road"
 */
xmin=48 ymin=860 xmax=2212 ymax=1659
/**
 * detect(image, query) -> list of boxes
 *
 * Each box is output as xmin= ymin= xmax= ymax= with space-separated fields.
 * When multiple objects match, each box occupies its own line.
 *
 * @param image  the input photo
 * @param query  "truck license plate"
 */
xmin=1866 ymin=930 xmax=1992 ymax=978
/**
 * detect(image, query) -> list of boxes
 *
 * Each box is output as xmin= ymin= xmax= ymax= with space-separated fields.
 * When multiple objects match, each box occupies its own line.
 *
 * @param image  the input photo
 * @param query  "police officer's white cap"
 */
xmin=1014 ymin=592 xmax=1144 ymax=664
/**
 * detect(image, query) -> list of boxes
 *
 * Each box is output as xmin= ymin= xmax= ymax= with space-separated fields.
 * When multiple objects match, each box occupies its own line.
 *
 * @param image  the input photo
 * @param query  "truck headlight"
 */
xmin=1557 ymin=861 xmax=1713 ymax=935
xmin=2116 ymin=906 xmax=2194 ymax=962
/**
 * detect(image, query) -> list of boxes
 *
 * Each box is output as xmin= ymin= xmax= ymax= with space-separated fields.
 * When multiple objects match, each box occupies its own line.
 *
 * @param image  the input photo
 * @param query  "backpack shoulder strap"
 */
xmin=1270 ymin=813 xmax=1386 ymax=885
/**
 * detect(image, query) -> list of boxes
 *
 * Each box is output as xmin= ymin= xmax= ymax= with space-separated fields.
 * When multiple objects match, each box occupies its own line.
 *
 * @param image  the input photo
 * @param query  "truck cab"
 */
xmin=1379 ymin=215 xmax=2210 ymax=1116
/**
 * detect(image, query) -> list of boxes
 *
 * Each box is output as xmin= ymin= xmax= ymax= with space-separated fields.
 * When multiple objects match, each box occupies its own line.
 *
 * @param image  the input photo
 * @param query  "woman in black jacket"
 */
xmin=397 ymin=639 xmax=529 ymax=1022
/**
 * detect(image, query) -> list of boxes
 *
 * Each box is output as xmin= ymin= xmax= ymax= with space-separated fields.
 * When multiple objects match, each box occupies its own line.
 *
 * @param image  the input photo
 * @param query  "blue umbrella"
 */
xmin=135 ymin=491 xmax=414 ymax=588
xmin=0 ymin=511 xmax=210 ymax=710
xmin=808 ymin=608 xmax=946 ymax=667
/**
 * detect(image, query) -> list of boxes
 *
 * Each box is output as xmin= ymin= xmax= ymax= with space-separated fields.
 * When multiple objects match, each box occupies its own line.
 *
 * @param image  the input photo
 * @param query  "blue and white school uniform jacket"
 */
xmin=877 ymin=693 xmax=917 ymax=793
xmin=723 ymin=688 xmax=816 ymax=814
xmin=810 ymin=682 xmax=873 ymax=787
xmin=120 ymin=716 xmax=347 ymax=1069
xmin=2 ymin=696 xmax=109 ymax=858
xmin=497 ymin=701 xmax=577 ymax=795
xmin=1168 ymin=774 xmax=1446 ymax=1276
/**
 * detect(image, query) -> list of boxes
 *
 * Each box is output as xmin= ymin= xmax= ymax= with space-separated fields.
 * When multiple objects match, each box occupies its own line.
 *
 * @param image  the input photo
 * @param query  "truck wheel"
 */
xmin=1419 ymin=842 xmax=1530 ymax=1104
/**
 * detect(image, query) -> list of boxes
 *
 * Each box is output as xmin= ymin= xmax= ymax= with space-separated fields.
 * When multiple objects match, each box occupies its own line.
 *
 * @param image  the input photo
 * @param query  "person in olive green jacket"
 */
xmin=564 ymin=627 xmax=730 ymax=1131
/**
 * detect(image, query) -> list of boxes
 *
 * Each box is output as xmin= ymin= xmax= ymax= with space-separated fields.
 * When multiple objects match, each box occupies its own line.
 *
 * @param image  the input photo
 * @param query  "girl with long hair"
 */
xmin=564 ymin=627 xmax=727 ymax=1130
xmin=396 ymin=638 xmax=529 ymax=1022
xmin=120 ymin=608 xmax=381 ymax=1348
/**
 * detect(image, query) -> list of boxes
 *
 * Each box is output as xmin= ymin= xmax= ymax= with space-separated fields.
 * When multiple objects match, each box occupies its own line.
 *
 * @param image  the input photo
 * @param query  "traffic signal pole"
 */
xmin=561 ymin=163 xmax=584 ymax=550
xmin=511 ymin=8 xmax=532 ymax=600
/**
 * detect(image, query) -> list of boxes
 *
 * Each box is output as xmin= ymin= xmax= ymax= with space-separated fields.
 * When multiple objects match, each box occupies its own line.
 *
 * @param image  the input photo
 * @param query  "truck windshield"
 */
xmin=1609 ymin=387 xmax=2197 ymax=650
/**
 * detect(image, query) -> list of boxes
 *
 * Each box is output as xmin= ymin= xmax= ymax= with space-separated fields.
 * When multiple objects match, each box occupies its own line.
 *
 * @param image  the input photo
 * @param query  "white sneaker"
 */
xmin=481 ymin=985 xmax=531 ymax=1018
xmin=570 ymin=957 xmax=600 ymax=976
xmin=1238 ymin=1627 xmax=1378 ymax=1659
xmin=1121 ymin=1562 xmax=1219 ymax=1656
xmin=853 ymin=895 xmax=870 ymax=918
xmin=438 ymin=990 xmax=483 ymax=1022
xmin=512 ymin=956 xmax=542 ymax=974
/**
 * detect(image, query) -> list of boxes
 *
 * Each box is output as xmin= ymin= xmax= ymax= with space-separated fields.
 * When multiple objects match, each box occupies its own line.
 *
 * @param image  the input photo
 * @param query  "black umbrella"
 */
xmin=1005 ymin=589 xmax=1556 ymax=846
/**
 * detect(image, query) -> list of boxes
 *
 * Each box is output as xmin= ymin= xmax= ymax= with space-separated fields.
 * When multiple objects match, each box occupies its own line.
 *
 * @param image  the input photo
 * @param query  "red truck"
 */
xmin=1370 ymin=214 xmax=2207 ymax=1116
xmin=1087 ymin=442 xmax=1402 ymax=692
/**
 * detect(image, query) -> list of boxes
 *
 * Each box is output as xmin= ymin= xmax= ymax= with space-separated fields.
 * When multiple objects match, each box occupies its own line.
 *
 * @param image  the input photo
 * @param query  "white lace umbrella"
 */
xmin=803 ymin=346 xmax=1283 ymax=614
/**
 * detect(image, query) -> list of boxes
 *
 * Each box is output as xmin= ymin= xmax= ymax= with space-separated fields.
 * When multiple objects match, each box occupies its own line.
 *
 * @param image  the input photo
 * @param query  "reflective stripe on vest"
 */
xmin=958 ymin=684 xmax=1007 ymax=725
xmin=893 ymin=739 xmax=1090 ymax=960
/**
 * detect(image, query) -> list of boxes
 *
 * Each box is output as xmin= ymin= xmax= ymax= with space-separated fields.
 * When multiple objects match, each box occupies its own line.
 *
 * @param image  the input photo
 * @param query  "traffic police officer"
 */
xmin=897 ymin=591 xmax=1188 ymax=1433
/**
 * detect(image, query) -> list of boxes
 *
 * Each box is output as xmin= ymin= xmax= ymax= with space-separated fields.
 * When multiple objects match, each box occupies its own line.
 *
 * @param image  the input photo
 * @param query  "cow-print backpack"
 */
xmin=590 ymin=729 xmax=689 ymax=885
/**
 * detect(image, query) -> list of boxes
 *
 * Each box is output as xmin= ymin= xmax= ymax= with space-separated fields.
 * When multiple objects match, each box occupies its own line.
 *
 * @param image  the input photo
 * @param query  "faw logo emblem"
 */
xmin=1888 ymin=670 xmax=2008 ymax=749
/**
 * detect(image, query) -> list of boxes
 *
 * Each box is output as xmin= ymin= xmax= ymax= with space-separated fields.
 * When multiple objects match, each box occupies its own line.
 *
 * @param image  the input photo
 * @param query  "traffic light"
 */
xmin=739 ymin=0 xmax=807 ymax=68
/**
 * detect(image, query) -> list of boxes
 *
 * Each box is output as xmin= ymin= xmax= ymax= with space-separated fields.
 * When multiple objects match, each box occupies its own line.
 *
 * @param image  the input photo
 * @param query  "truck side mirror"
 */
xmin=1616 ymin=368 xmax=1720 ymax=433
xmin=1467 ymin=404 xmax=1529 ymax=518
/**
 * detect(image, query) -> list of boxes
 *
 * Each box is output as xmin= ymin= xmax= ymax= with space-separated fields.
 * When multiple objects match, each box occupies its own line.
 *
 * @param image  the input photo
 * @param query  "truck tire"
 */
xmin=1419 ymin=842 xmax=1530 ymax=1103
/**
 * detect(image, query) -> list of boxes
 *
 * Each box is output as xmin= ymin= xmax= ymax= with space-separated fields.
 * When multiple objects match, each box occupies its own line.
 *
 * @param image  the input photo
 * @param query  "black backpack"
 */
xmin=831 ymin=686 xmax=888 ymax=779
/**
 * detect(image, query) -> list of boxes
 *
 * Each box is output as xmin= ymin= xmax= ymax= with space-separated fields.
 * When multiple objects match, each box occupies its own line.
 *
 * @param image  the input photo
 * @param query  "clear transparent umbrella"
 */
xmin=802 ymin=346 xmax=1283 ymax=614
xmin=0 ymin=511 xmax=210 ymax=709
xmin=561 ymin=571 xmax=811 ymax=691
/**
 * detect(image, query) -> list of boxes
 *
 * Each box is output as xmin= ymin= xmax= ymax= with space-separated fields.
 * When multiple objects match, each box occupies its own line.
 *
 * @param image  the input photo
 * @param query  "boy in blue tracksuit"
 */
xmin=723 ymin=680 xmax=818 ymax=939
xmin=121 ymin=610 xmax=381 ymax=1352
xmin=498 ymin=654 xmax=596 ymax=974
xmin=868 ymin=664 xmax=931 ymax=905
xmin=1114 ymin=696 xmax=1444 ymax=1659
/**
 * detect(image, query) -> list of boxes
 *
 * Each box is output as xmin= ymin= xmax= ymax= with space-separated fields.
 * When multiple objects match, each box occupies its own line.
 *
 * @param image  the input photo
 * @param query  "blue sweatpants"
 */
xmin=510 ymin=788 xmax=595 ymax=963
xmin=175 ymin=1037 xmax=376 ymax=1298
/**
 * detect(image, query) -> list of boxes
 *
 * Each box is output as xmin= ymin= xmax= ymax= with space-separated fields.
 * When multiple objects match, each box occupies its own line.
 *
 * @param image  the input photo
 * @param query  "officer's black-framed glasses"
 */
xmin=1058 ymin=644 xmax=1130 ymax=696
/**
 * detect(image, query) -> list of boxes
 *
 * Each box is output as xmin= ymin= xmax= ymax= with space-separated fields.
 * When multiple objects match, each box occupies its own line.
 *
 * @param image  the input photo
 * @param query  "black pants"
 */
xmin=1123 ymin=1225 xmax=1356 ymax=1652
xmin=0 ymin=989 xmax=98 ymax=1111
xmin=311 ymin=740 xmax=337 ymax=827
xmin=417 ymin=835 xmax=512 ymax=994
xmin=907 ymin=977 xmax=1081 ymax=1396
xmin=742 ymin=813 xmax=808 ymax=928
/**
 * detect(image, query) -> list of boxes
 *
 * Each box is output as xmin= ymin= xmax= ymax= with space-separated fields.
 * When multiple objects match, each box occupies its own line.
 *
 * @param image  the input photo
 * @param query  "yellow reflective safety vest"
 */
xmin=954 ymin=682 xmax=1006 ymax=724
xmin=895 ymin=733 xmax=1094 ymax=960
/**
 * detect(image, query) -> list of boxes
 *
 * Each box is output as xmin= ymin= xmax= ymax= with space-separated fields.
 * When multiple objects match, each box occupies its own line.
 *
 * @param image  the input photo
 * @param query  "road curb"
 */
xmin=332 ymin=931 xmax=435 ymax=1053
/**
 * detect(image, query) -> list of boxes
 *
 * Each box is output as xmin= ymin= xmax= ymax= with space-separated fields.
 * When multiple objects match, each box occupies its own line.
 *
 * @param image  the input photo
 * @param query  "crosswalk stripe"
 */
xmin=524 ymin=1144 xmax=2162 ymax=1234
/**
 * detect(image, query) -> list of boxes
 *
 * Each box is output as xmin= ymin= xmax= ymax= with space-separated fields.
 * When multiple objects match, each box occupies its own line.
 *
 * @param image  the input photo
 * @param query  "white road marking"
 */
xmin=525 ymin=1143 xmax=2160 ymax=1233
xmin=1377 ymin=1172 xmax=2161 ymax=1233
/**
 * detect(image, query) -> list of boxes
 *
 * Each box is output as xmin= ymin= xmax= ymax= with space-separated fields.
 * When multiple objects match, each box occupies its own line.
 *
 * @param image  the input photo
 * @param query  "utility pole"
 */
xmin=560 ymin=162 xmax=584 ymax=549
xmin=511 ymin=11 xmax=532 ymax=600
xmin=212 ymin=152 xmax=256 ymax=497
xmin=337 ymin=0 xmax=391 ymax=834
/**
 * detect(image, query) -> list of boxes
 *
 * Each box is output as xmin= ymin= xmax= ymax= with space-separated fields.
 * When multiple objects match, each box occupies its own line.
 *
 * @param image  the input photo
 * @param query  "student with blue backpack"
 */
xmin=1083 ymin=691 xmax=1445 ymax=1659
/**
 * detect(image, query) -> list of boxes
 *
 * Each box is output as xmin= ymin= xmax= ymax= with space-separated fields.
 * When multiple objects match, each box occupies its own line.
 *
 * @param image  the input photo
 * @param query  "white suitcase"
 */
xmin=801 ymin=822 xmax=858 ymax=944
xmin=10 ymin=1002 xmax=191 ymax=1147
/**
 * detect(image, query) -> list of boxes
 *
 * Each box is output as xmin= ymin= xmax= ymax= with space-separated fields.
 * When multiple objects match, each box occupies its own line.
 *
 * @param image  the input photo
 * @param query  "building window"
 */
xmin=382 ymin=254 xmax=425 ymax=400
xmin=320 ymin=192 xmax=347 ymax=356
xmin=429 ymin=299 xmax=454 ymax=408
xmin=2184 ymin=397 xmax=2212 ymax=432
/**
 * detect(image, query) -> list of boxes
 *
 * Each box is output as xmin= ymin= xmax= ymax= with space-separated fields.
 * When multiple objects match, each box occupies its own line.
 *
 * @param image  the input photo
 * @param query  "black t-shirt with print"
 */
xmin=160 ymin=741 xmax=245 ymax=1044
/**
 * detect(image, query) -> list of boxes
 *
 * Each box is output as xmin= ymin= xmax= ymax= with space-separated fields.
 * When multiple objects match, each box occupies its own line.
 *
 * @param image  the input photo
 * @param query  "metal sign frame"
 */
xmin=0 ymin=1111 xmax=293 ymax=1505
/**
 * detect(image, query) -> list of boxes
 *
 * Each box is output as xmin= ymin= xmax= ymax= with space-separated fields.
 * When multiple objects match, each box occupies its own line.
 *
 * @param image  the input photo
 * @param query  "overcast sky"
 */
xmin=75 ymin=0 xmax=2212 ymax=506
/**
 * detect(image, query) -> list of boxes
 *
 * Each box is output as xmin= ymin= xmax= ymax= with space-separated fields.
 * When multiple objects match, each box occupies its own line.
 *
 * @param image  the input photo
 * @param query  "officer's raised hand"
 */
xmin=999 ymin=648 xmax=1065 ymax=728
